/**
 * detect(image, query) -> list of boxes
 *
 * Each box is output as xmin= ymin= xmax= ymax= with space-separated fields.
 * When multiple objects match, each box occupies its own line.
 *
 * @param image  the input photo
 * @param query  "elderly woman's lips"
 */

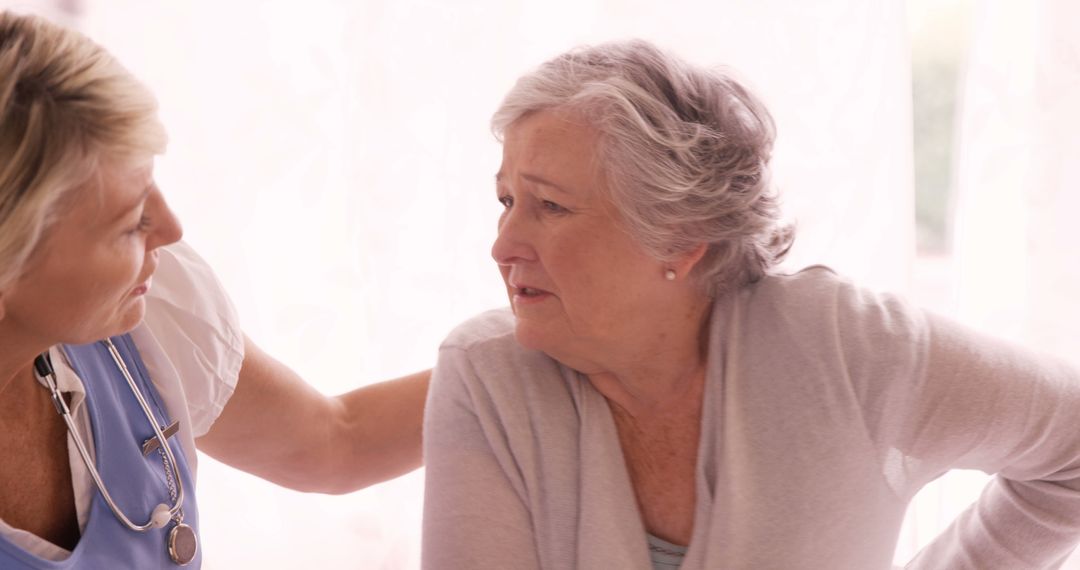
xmin=512 ymin=286 xmax=552 ymax=305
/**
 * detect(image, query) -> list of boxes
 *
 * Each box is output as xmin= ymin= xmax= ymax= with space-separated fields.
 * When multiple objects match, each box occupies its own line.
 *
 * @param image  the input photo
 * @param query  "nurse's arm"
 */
xmin=195 ymin=334 xmax=430 ymax=494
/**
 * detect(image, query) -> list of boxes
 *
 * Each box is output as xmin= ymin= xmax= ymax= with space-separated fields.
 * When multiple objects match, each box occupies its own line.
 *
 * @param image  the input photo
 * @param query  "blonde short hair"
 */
xmin=0 ymin=11 xmax=166 ymax=289
xmin=493 ymin=40 xmax=794 ymax=297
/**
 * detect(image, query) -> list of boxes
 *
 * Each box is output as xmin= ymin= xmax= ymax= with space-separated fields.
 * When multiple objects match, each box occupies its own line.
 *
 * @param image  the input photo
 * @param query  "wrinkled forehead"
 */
xmin=504 ymin=108 xmax=595 ymax=147
xmin=501 ymin=110 xmax=605 ymax=186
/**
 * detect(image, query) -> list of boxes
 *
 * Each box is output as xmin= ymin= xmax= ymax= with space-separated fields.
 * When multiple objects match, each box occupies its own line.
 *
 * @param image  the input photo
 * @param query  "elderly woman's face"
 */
xmin=1 ymin=159 xmax=182 ymax=345
xmin=492 ymin=110 xmax=668 ymax=366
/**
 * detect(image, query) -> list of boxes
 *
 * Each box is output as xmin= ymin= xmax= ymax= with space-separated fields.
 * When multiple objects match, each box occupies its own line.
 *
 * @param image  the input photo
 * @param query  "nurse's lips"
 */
xmin=131 ymin=278 xmax=152 ymax=296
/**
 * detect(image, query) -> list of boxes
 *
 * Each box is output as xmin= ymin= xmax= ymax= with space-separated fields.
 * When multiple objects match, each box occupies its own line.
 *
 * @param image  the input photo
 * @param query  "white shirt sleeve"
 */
xmin=133 ymin=241 xmax=245 ymax=473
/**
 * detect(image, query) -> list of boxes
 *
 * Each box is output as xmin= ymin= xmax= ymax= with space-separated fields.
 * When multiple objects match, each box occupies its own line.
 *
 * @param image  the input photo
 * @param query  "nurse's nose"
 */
xmin=146 ymin=187 xmax=183 ymax=249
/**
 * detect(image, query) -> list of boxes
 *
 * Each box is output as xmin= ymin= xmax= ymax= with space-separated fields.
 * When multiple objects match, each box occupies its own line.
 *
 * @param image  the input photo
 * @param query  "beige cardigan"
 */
xmin=422 ymin=266 xmax=1080 ymax=569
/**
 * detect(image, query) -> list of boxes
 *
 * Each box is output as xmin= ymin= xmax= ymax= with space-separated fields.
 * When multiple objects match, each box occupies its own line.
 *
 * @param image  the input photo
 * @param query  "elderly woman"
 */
xmin=421 ymin=40 xmax=1080 ymax=569
xmin=0 ymin=11 xmax=427 ymax=568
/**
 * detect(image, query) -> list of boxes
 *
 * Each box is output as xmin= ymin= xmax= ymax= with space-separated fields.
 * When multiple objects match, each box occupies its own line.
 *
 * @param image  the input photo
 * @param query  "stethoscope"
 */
xmin=33 ymin=339 xmax=198 ymax=566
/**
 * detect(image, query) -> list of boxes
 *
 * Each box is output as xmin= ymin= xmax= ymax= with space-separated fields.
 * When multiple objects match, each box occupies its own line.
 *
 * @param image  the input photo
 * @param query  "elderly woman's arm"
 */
xmin=829 ymin=275 xmax=1080 ymax=569
xmin=894 ymin=315 xmax=1080 ymax=568
xmin=421 ymin=345 xmax=541 ymax=570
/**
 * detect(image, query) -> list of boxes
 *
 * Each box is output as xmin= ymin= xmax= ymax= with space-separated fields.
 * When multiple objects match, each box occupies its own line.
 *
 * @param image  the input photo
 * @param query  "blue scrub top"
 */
xmin=0 ymin=335 xmax=202 ymax=569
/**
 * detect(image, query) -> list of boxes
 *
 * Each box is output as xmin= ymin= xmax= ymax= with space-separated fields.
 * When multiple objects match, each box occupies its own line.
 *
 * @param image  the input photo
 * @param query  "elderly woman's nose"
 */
xmin=491 ymin=213 xmax=536 ymax=265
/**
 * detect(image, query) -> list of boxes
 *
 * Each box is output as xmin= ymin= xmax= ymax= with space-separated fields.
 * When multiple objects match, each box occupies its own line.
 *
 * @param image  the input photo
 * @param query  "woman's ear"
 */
xmin=671 ymin=243 xmax=708 ymax=277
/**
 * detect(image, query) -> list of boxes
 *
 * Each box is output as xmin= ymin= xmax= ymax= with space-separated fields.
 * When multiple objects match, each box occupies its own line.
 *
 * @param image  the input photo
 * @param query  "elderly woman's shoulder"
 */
xmin=749 ymin=264 xmax=918 ymax=314
xmin=436 ymin=308 xmax=565 ymax=391
xmin=757 ymin=264 xmax=894 ymax=295
xmin=746 ymin=264 xmax=923 ymax=326
xmin=754 ymin=264 xmax=846 ymax=297
xmin=439 ymin=307 xmax=518 ymax=352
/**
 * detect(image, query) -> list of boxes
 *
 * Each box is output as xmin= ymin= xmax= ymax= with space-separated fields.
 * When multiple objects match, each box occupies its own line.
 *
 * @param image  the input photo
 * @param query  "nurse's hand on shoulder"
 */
xmin=195 ymin=336 xmax=429 ymax=493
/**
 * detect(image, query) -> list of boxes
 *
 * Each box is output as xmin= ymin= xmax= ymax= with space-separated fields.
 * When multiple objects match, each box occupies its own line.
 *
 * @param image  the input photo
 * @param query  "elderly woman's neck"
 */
xmin=585 ymin=298 xmax=712 ymax=419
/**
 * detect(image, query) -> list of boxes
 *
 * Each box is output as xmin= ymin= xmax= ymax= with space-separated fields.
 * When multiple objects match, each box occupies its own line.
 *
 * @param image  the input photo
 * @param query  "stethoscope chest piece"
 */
xmin=168 ymin=522 xmax=198 ymax=566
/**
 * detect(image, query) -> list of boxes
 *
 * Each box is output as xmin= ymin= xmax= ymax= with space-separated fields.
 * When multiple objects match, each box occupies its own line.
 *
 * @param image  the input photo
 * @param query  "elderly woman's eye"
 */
xmin=542 ymin=200 xmax=567 ymax=213
xmin=498 ymin=195 xmax=513 ymax=208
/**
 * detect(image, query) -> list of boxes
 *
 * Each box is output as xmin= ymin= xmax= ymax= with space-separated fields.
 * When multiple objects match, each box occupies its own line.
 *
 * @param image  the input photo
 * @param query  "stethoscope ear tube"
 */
xmin=34 ymin=352 xmax=72 ymax=418
xmin=33 ymin=352 xmax=54 ymax=378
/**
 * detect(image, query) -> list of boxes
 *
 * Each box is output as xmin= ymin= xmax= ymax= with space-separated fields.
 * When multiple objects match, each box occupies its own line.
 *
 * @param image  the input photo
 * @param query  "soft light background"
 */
xmin=3 ymin=0 xmax=1078 ymax=567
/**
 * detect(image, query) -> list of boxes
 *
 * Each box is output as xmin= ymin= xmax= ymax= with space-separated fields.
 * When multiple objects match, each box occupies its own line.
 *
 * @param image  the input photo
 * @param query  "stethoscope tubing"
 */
xmin=35 ymin=338 xmax=185 ymax=533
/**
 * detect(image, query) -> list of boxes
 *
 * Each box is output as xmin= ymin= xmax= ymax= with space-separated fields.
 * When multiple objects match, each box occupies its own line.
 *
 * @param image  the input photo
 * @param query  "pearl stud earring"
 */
xmin=664 ymin=269 xmax=676 ymax=281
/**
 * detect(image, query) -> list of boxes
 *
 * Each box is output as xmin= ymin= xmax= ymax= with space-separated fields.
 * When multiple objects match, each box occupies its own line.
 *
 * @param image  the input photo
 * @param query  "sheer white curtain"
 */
xmin=8 ymin=0 xmax=1078 ymax=566
xmin=953 ymin=0 xmax=1080 ymax=354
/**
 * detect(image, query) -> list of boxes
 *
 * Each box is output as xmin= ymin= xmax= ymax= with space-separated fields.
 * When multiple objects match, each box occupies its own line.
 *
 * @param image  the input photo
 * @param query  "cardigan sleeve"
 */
xmin=422 ymin=342 xmax=541 ymax=570
xmin=900 ymin=314 xmax=1080 ymax=569
xmin=826 ymin=275 xmax=1080 ymax=568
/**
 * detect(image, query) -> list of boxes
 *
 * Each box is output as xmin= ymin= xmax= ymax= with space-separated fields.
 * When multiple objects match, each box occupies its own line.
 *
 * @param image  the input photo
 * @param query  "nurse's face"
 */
xmin=1 ymin=158 xmax=183 ymax=345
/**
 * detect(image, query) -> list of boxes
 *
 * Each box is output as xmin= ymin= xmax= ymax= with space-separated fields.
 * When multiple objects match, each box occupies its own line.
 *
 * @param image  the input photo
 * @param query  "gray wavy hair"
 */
xmin=492 ymin=40 xmax=794 ymax=297
xmin=0 ymin=11 xmax=166 ymax=290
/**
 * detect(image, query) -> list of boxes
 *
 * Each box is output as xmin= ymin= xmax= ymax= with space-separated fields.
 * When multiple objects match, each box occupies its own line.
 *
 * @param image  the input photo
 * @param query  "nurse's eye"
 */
xmin=128 ymin=215 xmax=151 ymax=235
